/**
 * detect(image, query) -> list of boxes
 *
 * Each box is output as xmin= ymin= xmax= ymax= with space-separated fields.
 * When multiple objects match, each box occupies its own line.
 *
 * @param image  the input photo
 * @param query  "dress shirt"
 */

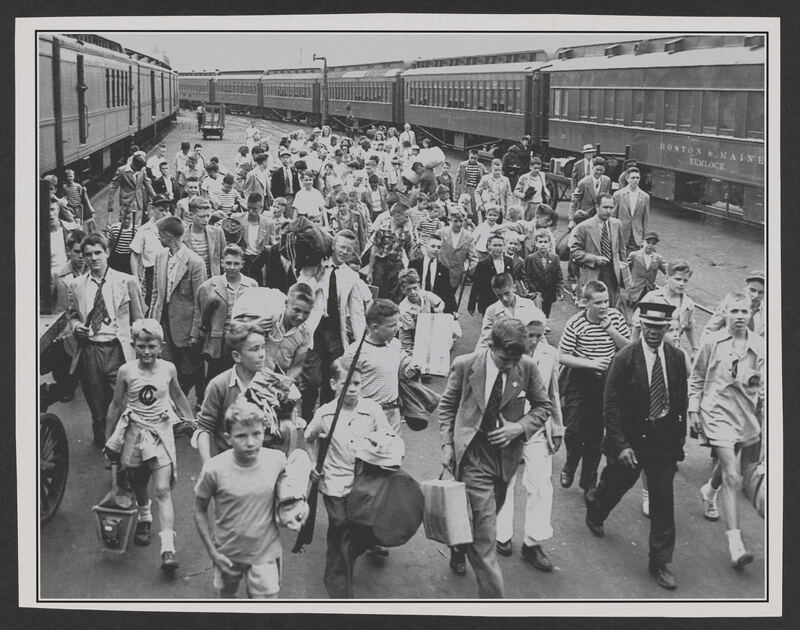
xmin=640 ymin=337 xmax=669 ymax=394
xmin=484 ymin=352 xmax=507 ymax=406
xmin=84 ymin=272 xmax=118 ymax=341
xmin=492 ymin=256 xmax=505 ymax=274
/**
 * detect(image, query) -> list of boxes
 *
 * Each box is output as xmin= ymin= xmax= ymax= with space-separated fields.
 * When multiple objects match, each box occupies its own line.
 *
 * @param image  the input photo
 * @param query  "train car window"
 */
xmin=552 ymin=88 xmax=561 ymax=118
xmin=678 ymin=91 xmax=696 ymax=131
xmin=746 ymin=91 xmax=764 ymax=139
xmin=128 ymin=69 xmax=133 ymax=124
xmin=644 ymin=91 xmax=657 ymax=128
xmin=701 ymin=91 xmax=719 ymax=134
xmin=718 ymin=92 xmax=737 ymax=136
xmin=151 ymin=70 xmax=157 ymax=117
xmin=77 ymin=54 xmax=87 ymax=144
xmin=490 ymin=80 xmax=498 ymax=112
xmin=461 ymin=82 xmax=466 ymax=109
xmin=579 ymin=89 xmax=589 ymax=120
xmin=615 ymin=89 xmax=628 ymax=124
xmin=588 ymin=89 xmax=599 ymax=121
xmin=603 ymin=90 xmax=615 ymax=123
xmin=161 ymin=73 xmax=165 ymax=112
xmin=664 ymin=91 xmax=679 ymax=129
xmin=106 ymin=69 xmax=110 ymax=108
xmin=632 ymin=90 xmax=644 ymax=125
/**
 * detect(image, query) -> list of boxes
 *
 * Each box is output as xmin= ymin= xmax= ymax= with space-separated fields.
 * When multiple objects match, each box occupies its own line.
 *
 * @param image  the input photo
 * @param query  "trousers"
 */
xmin=563 ymin=368 xmax=606 ymax=490
xmin=79 ymin=340 xmax=125 ymax=439
xmin=300 ymin=319 xmax=344 ymax=421
xmin=161 ymin=305 xmax=203 ymax=398
xmin=588 ymin=449 xmax=676 ymax=567
xmin=496 ymin=438 xmax=554 ymax=545
xmin=458 ymin=433 xmax=509 ymax=598
xmin=323 ymin=494 xmax=373 ymax=598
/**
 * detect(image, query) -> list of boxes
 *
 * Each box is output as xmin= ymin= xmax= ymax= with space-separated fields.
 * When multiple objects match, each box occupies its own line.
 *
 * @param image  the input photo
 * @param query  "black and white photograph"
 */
xmin=16 ymin=13 xmax=780 ymax=615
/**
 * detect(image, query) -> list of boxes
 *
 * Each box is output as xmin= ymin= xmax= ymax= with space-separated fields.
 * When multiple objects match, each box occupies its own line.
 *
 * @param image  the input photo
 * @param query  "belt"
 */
xmin=380 ymin=399 xmax=400 ymax=410
xmin=87 ymin=338 xmax=119 ymax=347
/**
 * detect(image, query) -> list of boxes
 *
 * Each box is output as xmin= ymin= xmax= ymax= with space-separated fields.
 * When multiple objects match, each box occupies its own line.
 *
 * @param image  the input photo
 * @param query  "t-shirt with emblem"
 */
xmin=124 ymin=360 xmax=174 ymax=421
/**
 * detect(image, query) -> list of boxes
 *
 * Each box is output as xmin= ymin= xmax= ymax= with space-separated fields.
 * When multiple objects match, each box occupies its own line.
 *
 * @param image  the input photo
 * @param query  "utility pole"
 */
xmin=313 ymin=53 xmax=328 ymax=126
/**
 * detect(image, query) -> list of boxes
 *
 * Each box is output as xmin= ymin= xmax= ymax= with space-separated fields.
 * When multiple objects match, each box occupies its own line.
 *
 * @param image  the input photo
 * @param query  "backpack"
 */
xmin=279 ymin=215 xmax=333 ymax=270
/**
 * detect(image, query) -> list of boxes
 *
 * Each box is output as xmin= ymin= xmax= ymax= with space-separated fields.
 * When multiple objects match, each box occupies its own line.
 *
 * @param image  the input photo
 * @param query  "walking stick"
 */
xmin=292 ymin=329 xmax=368 ymax=553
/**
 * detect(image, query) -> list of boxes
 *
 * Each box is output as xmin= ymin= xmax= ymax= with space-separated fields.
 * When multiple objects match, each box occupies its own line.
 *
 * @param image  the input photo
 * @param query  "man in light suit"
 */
xmin=613 ymin=167 xmax=651 ymax=254
xmin=231 ymin=192 xmax=275 ymax=285
xmin=570 ymin=143 xmax=597 ymax=191
xmin=243 ymin=152 xmax=274 ymax=211
xmin=150 ymin=216 xmax=208 ymax=396
xmin=437 ymin=207 xmax=477 ymax=295
xmin=67 ymin=232 xmax=145 ymax=446
xmin=475 ymin=159 xmax=514 ymax=218
xmin=107 ymin=154 xmax=156 ymax=227
xmin=585 ymin=298 xmax=688 ymax=591
xmin=181 ymin=197 xmax=227 ymax=278
xmin=571 ymin=193 xmax=626 ymax=306
xmin=409 ymin=234 xmax=457 ymax=314
xmin=439 ymin=318 xmax=551 ymax=598
xmin=625 ymin=232 xmax=666 ymax=306
xmin=569 ymin=157 xmax=611 ymax=227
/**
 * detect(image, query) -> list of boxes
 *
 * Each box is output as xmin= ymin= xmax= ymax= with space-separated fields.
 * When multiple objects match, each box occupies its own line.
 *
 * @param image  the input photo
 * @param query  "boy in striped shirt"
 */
xmin=558 ymin=280 xmax=630 ymax=492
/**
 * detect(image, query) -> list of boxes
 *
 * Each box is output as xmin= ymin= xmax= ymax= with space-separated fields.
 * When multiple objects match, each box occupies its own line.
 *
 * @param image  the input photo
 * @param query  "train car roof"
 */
xmin=545 ymin=46 xmax=764 ymax=72
xmin=402 ymin=60 xmax=551 ymax=77
xmin=327 ymin=67 xmax=407 ymax=79
xmin=261 ymin=71 xmax=321 ymax=81
xmin=216 ymin=72 xmax=265 ymax=80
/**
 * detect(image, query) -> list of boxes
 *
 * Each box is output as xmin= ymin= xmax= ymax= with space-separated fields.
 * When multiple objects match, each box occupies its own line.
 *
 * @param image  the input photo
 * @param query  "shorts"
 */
xmin=702 ymin=434 xmax=760 ymax=451
xmin=213 ymin=557 xmax=281 ymax=598
xmin=120 ymin=421 xmax=173 ymax=470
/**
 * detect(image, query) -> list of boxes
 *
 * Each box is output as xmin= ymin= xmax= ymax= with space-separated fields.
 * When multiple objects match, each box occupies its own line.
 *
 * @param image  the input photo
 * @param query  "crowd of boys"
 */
xmin=43 ymin=122 xmax=766 ymax=599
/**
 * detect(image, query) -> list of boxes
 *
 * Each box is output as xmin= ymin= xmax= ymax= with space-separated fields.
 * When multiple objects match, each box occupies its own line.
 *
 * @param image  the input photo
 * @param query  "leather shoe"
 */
xmin=585 ymin=512 xmax=605 ymax=537
xmin=560 ymin=466 xmax=575 ymax=489
xmin=521 ymin=544 xmax=553 ymax=572
xmin=649 ymin=564 xmax=677 ymax=590
xmin=134 ymin=521 xmax=151 ymax=546
xmin=496 ymin=539 xmax=513 ymax=557
xmin=161 ymin=551 xmax=179 ymax=574
xmin=449 ymin=549 xmax=466 ymax=576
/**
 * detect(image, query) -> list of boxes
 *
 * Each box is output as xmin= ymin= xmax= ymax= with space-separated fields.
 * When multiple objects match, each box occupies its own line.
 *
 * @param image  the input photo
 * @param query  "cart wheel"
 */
xmin=40 ymin=413 xmax=69 ymax=523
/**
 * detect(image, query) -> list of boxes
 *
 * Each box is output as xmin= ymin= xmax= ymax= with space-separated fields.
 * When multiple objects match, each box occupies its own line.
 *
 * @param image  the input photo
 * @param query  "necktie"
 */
xmin=480 ymin=371 xmax=504 ymax=434
xmin=424 ymin=260 xmax=432 ymax=290
xmin=87 ymin=273 xmax=111 ymax=333
xmin=649 ymin=351 xmax=668 ymax=421
xmin=594 ymin=177 xmax=600 ymax=194
xmin=327 ymin=265 xmax=339 ymax=324
xmin=285 ymin=169 xmax=291 ymax=194
xmin=601 ymin=221 xmax=612 ymax=262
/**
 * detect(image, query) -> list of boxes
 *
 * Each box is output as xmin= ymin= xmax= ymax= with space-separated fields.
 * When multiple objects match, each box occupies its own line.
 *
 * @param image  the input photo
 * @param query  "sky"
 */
xmin=92 ymin=31 xmax=671 ymax=72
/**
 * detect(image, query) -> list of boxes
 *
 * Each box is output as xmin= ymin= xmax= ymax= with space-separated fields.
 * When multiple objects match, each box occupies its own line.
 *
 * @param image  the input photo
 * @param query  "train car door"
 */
xmin=128 ymin=65 xmax=134 ymax=127
xmin=77 ymin=54 xmax=88 ymax=144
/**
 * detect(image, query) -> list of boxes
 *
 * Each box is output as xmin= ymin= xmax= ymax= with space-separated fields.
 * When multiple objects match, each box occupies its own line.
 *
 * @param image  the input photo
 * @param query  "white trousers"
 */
xmin=496 ymin=439 xmax=554 ymax=545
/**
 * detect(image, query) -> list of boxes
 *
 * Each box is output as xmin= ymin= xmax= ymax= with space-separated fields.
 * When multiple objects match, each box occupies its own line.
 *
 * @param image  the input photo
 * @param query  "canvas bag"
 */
xmin=420 ymin=471 xmax=473 ymax=546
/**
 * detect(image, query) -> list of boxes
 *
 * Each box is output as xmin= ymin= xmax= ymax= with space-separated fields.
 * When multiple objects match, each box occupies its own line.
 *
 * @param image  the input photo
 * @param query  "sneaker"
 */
xmin=730 ymin=543 xmax=754 ymax=571
xmin=700 ymin=483 xmax=720 ymax=521
xmin=161 ymin=551 xmax=179 ymax=574
xmin=134 ymin=521 xmax=151 ymax=546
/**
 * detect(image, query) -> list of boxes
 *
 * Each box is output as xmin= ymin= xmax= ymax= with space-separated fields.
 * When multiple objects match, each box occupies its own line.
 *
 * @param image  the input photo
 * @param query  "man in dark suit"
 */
xmin=409 ymin=234 xmax=457 ymax=313
xmin=585 ymin=297 xmax=688 ymax=591
xmin=569 ymin=156 xmax=611 ymax=227
xmin=439 ymin=318 xmax=550 ymax=598
xmin=468 ymin=233 xmax=514 ymax=316
xmin=151 ymin=161 xmax=180 ymax=214
xmin=150 ymin=216 xmax=207 ymax=396
xmin=570 ymin=143 xmax=597 ymax=191
xmin=270 ymin=148 xmax=300 ymax=204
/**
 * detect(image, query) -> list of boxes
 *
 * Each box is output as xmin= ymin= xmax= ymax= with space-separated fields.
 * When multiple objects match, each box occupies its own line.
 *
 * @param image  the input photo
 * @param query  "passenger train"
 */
xmin=178 ymin=34 xmax=765 ymax=225
xmin=39 ymin=33 xmax=179 ymax=182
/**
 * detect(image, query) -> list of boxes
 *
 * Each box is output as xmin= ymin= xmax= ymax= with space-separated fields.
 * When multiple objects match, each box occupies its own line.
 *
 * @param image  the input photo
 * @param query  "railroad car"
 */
xmin=39 ymin=33 xmax=178 ymax=181
xmin=410 ymin=49 xmax=548 ymax=68
xmin=402 ymin=60 xmax=550 ymax=151
xmin=214 ymin=70 xmax=263 ymax=115
xmin=325 ymin=62 xmax=408 ymax=131
xmin=543 ymin=35 xmax=765 ymax=224
xmin=178 ymin=70 xmax=216 ymax=109
xmin=259 ymin=68 xmax=320 ymax=123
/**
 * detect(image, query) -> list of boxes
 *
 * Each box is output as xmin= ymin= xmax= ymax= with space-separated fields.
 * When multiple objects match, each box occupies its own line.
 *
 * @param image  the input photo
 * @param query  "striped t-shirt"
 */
xmin=340 ymin=337 xmax=404 ymax=405
xmin=190 ymin=232 xmax=211 ymax=275
xmin=464 ymin=163 xmax=482 ymax=188
xmin=558 ymin=308 xmax=630 ymax=361
xmin=107 ymin=223 xmax=136 ymax=255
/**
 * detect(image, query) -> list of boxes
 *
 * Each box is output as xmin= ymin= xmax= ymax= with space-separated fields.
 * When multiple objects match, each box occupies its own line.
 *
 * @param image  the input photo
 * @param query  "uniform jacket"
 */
xmin=150 ymin=245 xmax=207 ymax=346
xmin=196 ymin=274 xmax=258 ymax=359
xmin=613 ymin=186 xmax=651 ymax=248
xmin=232 ymin=212 xmax=274 ymax=254
xmin=437 ymin=226 xmax=477 ymax=291
xmin=454 ymin=160 xmax=487 ymax=197
xmin=67 ymin=268 xmax=145 ymax=362
xmin=625 ymin=248 xmax=666 ymax=297
xmin=270 ymin=166 xmax=301 ymax=199
xmin=108 ymin=164 xmax=155 ymax=215
xmin=468 ymin=255 xmax=514 ymax=315
xmin=570 ymin=216 xmax=626 ymax=287
xmin=602 ymin=341 xmax=688 ymax=462
xmin=569 ymin=174 xmax=611 ymax=219
xmin=439 ymin=349 xmax=551 ymax=480
xmin=409 ymin=256 xmax=457 ymax=313
xmin=181 ymin=224 xmax=227 ymax=276
xmin=524 ymin=252 xmax=564 ymax=299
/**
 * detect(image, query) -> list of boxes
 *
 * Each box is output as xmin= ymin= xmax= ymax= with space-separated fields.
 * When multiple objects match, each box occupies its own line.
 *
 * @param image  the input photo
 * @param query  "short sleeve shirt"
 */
xmin=558 ymin=308 xmax=630 ymax=361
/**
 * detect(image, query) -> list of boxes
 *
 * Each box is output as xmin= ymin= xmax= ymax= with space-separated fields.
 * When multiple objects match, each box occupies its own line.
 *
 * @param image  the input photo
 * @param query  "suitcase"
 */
xmin=420 ymin=475 xmax=473 ymax=546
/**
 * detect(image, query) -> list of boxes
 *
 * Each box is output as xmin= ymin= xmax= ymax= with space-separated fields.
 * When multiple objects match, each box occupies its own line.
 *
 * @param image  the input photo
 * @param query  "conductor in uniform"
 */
xmin=584 ymin=297 xmax=688 ymax=591
xmin=439 ymin=318 xmax=551 ymax=598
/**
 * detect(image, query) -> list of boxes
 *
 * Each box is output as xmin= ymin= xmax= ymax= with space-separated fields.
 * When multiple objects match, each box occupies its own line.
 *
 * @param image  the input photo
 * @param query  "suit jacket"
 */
xmin=625 ymin=248 xmax=666 ymax=297
xmin=108 ymin=165 xmax=156 ymax=216
xmin=181 ymin=224 xmax=227 ymax=276
xmin=439 ymin=349 xmax=551 ymax=480
xmin=151 ymin=175 xmax=180 ymax=202
xmin=244 ymin=167 xmax=274 ymax=208
xmin=475 ymin=295 xmax=546 ymax=351
xmin=67 ymin=268 xmax=145 ymax=362
xmin=569 ymin=174 xmax=611 ymax=219
xmin=468 ymin=255 xmax=514 ymax=315
xmin=524 ymin=252 xmax=564 ymax=298
xmin=196 ymin=274 xmax=258 ymax=358
xmin=270 ymin=166 xmax=301 ymax=199
xmin=409 ymin=256 xmax=457 ymax=313
xmin=613 ymin=186 xmax=651 ymax=247
xmin=360 ymin=186 xmax=389 ymax=218
xmin=570 ymin=216 xmax=626 ymax=287
xmin=570 ymin=157 xmax=594 ymax=190
xmin=454 ymin=160 xmax=487 ymax=197
xmin=232 ymin=212 xmax=274 ymax=254
xmin=51 ymin=262 xmax=82 ymax=317
xmin=437 ymin=226 xmax=477 ymax=291
xmin=475 ymin=174 xmax=514 ymax=213
xmin=150 ymin=245 xmax=207 ymax=346
xmin=323 ymin=263 xmax=367 ymax=348
xmin=602 ymin=341 xmax=688 ymax=462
